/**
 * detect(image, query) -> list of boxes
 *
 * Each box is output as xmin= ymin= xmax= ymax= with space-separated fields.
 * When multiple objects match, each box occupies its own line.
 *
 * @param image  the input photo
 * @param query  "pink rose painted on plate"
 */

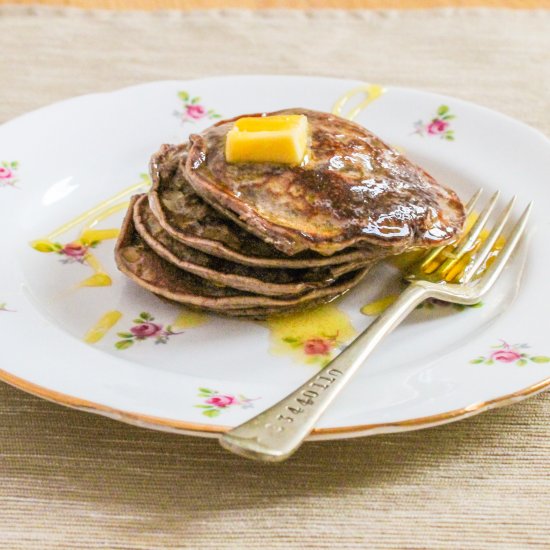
xmin=186 ymin=104 xmax=207 ymax=119
xmin=471 ymin=340 xmax=550 ymax=367
xmin=0 ymin=167 xmax=13 ymax=179
xmin=427 ymin=119 xmax=449 ymax=135
xmin=490 ymin=349 xmax=522 ymax=363
xmin=60 ymin=242 xmax=90 ymax=262
xmin=282 ymin=330 xmax=348 ymax=367
xmin=195 ymin=388 xmax=259 ymax=418
xmin=414 ymin=105 xmax=455 ymax=141
xmin=205 ymin=395 xmax=236 ymax=408
xmin=130 ymin=322 xmax=164 ymax=338
xmin=0 ymin=161 xmax=19 ymax=188
xmin=174 ymin=91 xmax=221 ymax=124
xmin=303 ymin=338 xmax=333 ymax=356
xmin=115 ymin=312 xmax=183 ymax=349
xmin=32 ymin=239 xmax=97 ymax=264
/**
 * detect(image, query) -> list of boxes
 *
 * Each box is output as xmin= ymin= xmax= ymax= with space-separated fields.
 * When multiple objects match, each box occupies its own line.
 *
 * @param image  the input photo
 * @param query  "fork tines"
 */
xmin=410 ymin=189 xmax=532 ymax=285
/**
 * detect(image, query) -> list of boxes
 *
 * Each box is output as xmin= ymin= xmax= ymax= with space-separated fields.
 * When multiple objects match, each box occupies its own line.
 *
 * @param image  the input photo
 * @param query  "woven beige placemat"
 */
xmin=1 ymin=7 xmax=549 ymax=549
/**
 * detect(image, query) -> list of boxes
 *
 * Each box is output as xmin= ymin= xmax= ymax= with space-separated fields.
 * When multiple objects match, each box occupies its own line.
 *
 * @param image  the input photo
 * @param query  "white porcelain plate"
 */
xmin=1 ymin=76 xmax=549 ymax=441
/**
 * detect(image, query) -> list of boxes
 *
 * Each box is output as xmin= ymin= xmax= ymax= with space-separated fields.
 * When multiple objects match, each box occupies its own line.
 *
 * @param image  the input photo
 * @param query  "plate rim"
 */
xmin=1 ymin=366 xmax=548 ymax=440
xmin=2 ymin=75 xmax=550 ymax=440
xmin=2 ymin=75 xmax=549 ymax=146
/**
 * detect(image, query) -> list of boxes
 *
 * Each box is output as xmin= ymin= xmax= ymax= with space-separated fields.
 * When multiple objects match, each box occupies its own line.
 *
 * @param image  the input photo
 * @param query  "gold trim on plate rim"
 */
xmin=0 ymin=367 xmax=548 ymax=440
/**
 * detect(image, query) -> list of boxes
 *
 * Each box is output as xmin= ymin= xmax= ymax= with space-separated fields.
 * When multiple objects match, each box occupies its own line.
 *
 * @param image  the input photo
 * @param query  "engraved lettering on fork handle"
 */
xmin=219 ymin=285 xmax=430 ymax=462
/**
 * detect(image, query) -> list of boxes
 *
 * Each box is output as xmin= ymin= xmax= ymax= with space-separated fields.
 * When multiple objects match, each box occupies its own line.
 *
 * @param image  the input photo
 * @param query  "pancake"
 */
xmin=148 ymin=143 xmax=389 ymax=268
xmin=185 ymin=108 xmax=465 ymax=256
xmin=153 ymin=295 xmax=347 ymax=320
xmin=133 ymin=194 xmax=367 ymax=297
xmin=116 ymin=196 xmax=372 ymax=317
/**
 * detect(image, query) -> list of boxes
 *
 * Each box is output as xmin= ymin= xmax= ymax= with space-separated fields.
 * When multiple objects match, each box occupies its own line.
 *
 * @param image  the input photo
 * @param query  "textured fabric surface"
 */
xmin=4 ymin=0 xmax=550 ymax=11
xmin=1 ymin=6 xmax=549 ymax=549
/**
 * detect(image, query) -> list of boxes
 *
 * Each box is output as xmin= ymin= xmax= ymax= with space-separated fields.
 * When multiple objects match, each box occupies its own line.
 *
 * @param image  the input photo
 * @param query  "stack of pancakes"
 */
xmin=115 ymin=109 xmax=465 ymax=318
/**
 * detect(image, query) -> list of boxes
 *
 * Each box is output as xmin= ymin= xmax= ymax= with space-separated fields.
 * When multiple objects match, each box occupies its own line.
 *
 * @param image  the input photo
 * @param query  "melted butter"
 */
xmin=391 ymin=248 xmax=426 ymax=270
xmin=78 ymin=273 xmax=112 ymax=288
xmin=79 ymin=228 xmax=120 ymax=244
xmin=419 ymin=210 xmax=503 ymax=283
xmin=172 ymin=308 xmax=208 ymax=329
xmin=44 ymin=182 xmax=147 ymax=241
xmin=266 ymin=304 xmax=356 ymax=366
xmin=31 ymin=239 xmax=58 ymax=253
xmin=365 ymin=213 xmax=506 ymax=316
xmin=31 ymin=182 xmax=145 ymax=287
xmin=81 ymin=201 xmax=129 ymax=233
xmin=84 ymin=310 xmax=123 ymax=343
xmin=76 ymin=253 xmax=112 ymax=287
xmin=361 ymin=294 xmax=399 ymax=316
xmin=332 ymin=84 xmax=386 ymax=121
xmin=398 ymin=213 xmax=506 ymax=283
xmin=447 ymin=232 xmax=506 ymax=283
xmin=83 ymin=252 xmax=103 ymax=272
xmin=30 ymin=226 xmax=119 ymax=253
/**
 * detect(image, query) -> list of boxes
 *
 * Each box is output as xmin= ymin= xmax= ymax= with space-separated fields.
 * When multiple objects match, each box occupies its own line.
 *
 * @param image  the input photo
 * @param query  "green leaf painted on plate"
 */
xmin=530 ymin=356 xmax=550 ymax=363
xmin=202 ymin=409 xmax=221 ymax=418
xmin=115 ymin=340 xmax=133 ymax=350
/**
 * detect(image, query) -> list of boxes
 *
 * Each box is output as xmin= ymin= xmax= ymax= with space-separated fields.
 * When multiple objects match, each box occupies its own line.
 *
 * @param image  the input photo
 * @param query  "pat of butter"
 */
xmin=225 ymin=115 xmax=309 ymax=165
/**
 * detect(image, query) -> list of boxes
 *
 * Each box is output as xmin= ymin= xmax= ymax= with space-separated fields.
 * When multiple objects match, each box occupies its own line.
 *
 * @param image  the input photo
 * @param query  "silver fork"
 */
xmin=219 ymin=191 xmax=532 ymax=462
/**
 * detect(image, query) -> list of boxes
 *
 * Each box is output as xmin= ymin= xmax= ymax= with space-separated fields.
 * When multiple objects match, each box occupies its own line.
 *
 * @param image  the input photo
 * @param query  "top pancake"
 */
xmin=186 ymin=108 xmax=466 ymax=256
xmin=148 ymin=143 xmax=392 ymax=268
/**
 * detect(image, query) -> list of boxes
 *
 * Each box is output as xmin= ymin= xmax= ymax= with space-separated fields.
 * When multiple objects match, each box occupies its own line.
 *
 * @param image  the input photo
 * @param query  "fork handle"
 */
xmin=219 ymin=285 xmax=431 ymax=461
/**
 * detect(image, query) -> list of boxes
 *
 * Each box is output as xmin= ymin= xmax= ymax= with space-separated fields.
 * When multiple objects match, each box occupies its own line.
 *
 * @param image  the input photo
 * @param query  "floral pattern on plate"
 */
xmin=413 ymin=105 xmax=455 ymax=140
xmin=195 ymin=387 xmax=258 ymax=418
xmin=471 ymin=340 xmax=550 ymax=366
xmin=59 ymin=241 xmax=99 ymax=264
xmin=267 ymin=305 xmax=357 ymax=367
xmin=0 ymin=161 xmax=19 ymax=188
xmin=2 ymin=76 xmax=549 ymax=440
xmin=30 ymin=194 xmax=124 ymax=288
xmin=174 ymin=91 xmax=222 ymax=124
xmin=281 ymin=334 xmax=349 ymax=367
xmin=33 ymin=234 xmax=105 ymax=265
xmin=115 ymin=312 xmax=183 ymax=350
xmin=0 ymin=302 xmax=15 ymax=313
